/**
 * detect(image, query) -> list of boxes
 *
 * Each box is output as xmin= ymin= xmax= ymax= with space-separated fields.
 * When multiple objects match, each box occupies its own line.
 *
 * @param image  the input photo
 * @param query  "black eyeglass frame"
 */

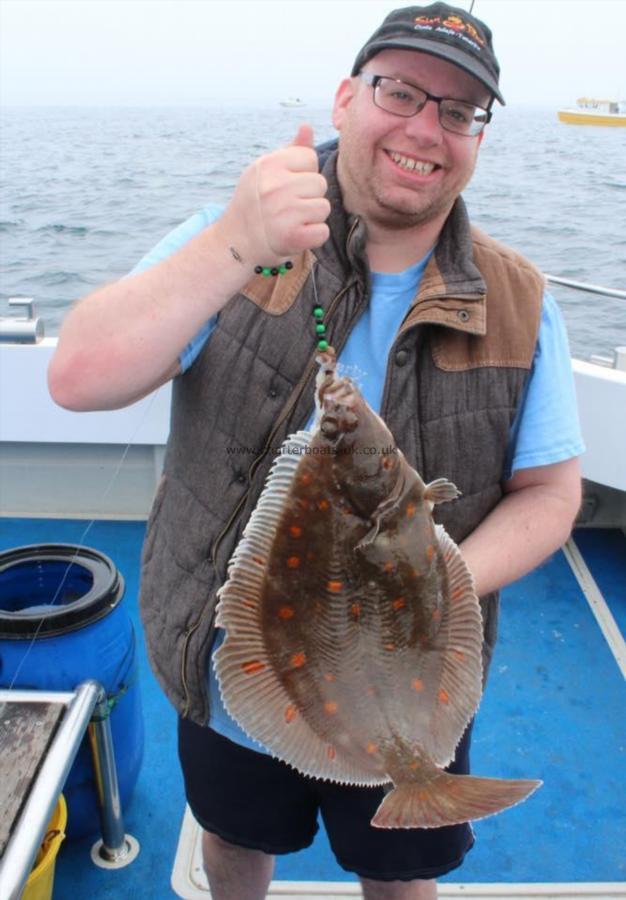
xmin=359 ymin=71 xmax=493 ymax=137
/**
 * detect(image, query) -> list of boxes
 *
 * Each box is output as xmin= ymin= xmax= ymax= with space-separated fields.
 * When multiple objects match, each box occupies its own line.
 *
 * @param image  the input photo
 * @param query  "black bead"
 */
xmin=271 ymin=267 xmax=279 ymax=276
xmin=254 ymin=266 xmax=263 ymax=274
xmin=285 ymin=261 xmax=293 ymax=270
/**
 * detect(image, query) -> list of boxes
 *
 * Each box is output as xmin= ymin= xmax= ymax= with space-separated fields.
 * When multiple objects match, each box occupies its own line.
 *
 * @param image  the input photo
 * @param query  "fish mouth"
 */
xmin=385 ymin=150 xmax=441 ymax=176
xmin=314 ymin=348 xmax=360 ymax=437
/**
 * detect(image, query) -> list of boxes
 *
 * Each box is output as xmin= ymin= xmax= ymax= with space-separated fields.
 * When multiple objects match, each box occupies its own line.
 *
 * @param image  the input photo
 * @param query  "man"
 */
xmin=49 ymin=4 xmax=583 ymax=898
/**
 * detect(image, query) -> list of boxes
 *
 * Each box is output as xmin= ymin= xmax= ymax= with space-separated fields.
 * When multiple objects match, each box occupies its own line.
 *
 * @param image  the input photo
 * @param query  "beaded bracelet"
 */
xmin=228 ymin=246 xmax=294 ymax=277
xmin=254 ymin=262 xmax=294 ymax=277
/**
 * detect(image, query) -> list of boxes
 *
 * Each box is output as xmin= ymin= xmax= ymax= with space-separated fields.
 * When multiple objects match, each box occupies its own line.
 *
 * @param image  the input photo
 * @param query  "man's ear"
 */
xmin=332 ymin=77 xmax=357 ymax=131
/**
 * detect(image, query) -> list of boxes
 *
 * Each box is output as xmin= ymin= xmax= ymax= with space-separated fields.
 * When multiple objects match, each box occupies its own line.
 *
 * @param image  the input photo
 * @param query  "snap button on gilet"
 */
xmin=395 ymin=349 xmax=409 ymax=366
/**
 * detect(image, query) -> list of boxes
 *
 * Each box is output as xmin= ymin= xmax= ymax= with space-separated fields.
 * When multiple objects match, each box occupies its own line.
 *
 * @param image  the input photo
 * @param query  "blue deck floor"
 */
xmin=1 ymin=517 xmax=624 ymax=897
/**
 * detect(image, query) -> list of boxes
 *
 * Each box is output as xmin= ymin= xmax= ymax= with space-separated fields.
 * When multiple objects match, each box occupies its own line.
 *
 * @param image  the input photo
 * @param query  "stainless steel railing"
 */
xmin=545 ymin=275 xmax=626 ymax=300
xmin=0 ymin=681 xmax=139 ymax=900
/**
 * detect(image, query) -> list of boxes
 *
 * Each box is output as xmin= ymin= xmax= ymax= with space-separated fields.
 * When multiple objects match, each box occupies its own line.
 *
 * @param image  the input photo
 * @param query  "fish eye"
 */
xmin=321 ymin=417 xmax=339 ymax=438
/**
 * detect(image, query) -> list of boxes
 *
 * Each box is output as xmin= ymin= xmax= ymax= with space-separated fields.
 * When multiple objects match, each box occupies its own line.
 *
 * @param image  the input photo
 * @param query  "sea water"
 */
xmin=1 ymin=104 xmax=625 ymax=358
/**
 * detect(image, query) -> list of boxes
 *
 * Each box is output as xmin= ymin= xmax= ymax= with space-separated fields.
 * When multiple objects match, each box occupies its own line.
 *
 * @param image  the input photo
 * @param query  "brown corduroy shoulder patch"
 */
xmin=240 ymin=251 xmax=316 ymax=315
xmin=432 ymin=228 xmax=545 ymax=372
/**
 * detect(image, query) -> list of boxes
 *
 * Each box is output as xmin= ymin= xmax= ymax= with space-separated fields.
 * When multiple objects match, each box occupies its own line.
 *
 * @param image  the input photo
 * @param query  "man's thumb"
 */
xmin=290 ymin=123 xmax=315 ymax=149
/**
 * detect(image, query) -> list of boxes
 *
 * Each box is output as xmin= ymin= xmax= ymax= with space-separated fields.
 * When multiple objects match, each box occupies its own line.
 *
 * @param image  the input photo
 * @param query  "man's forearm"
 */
xmin=458 ymin=459 xmax=582 ymax=597
xmin=47 ymin=221 xmax=259 ymax=412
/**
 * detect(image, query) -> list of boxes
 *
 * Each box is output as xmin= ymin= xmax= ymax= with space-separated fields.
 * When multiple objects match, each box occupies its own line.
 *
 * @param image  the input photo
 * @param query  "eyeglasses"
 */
xmin=360 ymin=72 xmax=492 ymax=137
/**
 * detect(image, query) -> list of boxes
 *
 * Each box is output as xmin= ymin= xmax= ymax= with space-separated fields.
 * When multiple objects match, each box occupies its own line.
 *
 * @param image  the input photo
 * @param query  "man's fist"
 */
xmin=217 ymin=124 xmax=331 ymax=267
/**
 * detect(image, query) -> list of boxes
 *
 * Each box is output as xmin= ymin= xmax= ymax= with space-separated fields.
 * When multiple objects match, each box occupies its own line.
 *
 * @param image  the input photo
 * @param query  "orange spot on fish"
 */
xmin=384 ymin=642 xmax=396 ymax=652
xmin=252 ymin=556 xmax=265 ymax=566
xmin=324 ymin=701 xmax=338 ymax=715
xmin=327 ymin=580 xmax=343 ymax=593
xmin=289 ymin=525 xmax=303 ymax=538
xmin=451 ymin=587 xmax=464 ymax=602
xmin=426 ymin=544 xmax=435 ymax=561
xmin=318 ymin=499 xmax=330 ymax=510
xmin=284 ymin=705 xmax=298 ymax=723
xmin=411 ymin=679 xmax=424 ymax=692
xmin=409 ymin=761 xmax=419 ymax=770
xmin=366 ymin=741 xmax=378 ymax=754
xmin=382 ymin=457 xmax=393 ymax=469
xmin=383 ymin=561 xmax=394 ymax=573
xmin=392 ymin=597 xmax=406 ymax=610
xmin=300 ymin=473 xmax=313 ymax=486
xmin=287 ymin=556 xmax=301 ymax=569
xmin=438 ymin=688 xmax=450 ymax=704
xmin=278 ymin=606 xmax=295 ymax=619
xmin=242 ymin=660 xmax=265 ymax=675
xmin=323 ymin=672 xmax=335 ymax=682
xmin=351 ymin=602 xmax=361 ymax=617
xmin=406 ymin=502 xmax=416 ymax=517
xmin=242 ymin=598 xmax=256 ymax=609
xmin=291 ymin=652 xmax=306 ymax=668
xmin=432 ymin=608 xmax=441 ymax=622
xmin=453 ymin=650 xmax=465 ymax=662
xmin=326 ymin=745 xmax=336 ymax=761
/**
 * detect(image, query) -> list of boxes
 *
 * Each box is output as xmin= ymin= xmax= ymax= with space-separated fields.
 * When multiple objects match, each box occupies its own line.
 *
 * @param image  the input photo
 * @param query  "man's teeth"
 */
xmin=389 ymin=152 xmax=435 ymax=174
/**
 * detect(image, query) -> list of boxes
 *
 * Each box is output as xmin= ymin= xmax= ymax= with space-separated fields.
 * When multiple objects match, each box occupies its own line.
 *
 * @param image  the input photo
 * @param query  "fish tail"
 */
xmin=371 ymin=772 xmax=542 ymax=829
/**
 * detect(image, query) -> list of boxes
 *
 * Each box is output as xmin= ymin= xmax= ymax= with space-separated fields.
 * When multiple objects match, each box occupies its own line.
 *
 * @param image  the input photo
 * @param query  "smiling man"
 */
xmin=49 ymin=4 xmax=583 ymax=899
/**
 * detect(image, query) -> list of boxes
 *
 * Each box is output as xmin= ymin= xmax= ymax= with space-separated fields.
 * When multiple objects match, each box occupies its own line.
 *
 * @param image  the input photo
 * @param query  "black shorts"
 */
xmin=177 ymin=717 xmax=475 ymax=882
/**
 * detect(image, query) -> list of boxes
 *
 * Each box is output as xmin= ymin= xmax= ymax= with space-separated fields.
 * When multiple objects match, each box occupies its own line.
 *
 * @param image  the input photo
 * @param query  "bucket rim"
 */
xmin=0 ymin=544 xmax=124 ymax=638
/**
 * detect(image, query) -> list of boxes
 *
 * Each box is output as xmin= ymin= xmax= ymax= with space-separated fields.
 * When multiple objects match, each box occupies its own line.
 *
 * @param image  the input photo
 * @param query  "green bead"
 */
xmin=278 ymin=265 xmax=287 ymax=274
xmin=262 ymin=267 xmax=272 ymax=277
xmin=317 ymin=339 xmax=329 ymax=351
xmin=313 ymin=306 xmax=324 ymax=319
xmin=315 ymin=323 xmax=326 ymax=334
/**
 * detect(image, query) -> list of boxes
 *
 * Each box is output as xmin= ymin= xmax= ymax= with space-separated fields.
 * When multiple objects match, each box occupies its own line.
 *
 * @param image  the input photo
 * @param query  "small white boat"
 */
xmin=558 ymin=97 xmax=626 ymax=127
xmin=279 ymin=97 xmax=305 ymax=108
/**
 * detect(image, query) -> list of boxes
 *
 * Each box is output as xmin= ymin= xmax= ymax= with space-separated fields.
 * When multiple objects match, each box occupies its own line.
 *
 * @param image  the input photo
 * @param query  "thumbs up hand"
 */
xmin=217 ymin=124 xmax=331 ymax=268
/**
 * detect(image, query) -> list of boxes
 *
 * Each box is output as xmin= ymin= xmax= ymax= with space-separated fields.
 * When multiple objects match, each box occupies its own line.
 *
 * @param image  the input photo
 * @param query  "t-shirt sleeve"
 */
xmin=129 ymin=203 xmax=223 ymax=372
xmin=505 ymin=291 xmax=585 ymax=478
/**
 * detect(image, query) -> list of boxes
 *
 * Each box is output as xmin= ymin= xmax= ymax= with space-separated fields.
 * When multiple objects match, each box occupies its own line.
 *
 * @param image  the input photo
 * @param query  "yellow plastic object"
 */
xmin=23 ymin=794 xmax=67 ymax=900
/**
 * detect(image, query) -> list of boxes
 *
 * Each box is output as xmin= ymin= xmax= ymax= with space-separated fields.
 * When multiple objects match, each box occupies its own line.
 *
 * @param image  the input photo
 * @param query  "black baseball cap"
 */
xmin=351 ymin=2 xmax=505 ymax=105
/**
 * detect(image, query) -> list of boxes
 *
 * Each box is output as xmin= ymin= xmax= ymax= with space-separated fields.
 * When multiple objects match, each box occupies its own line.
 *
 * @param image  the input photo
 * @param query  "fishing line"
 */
xmin=7 ymin=387 xmax=162 ymax=690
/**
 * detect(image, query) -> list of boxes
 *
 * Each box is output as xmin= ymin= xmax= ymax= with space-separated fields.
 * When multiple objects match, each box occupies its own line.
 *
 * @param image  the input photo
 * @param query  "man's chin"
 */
xmin=368 ymin=196 xmax=450 ymax=230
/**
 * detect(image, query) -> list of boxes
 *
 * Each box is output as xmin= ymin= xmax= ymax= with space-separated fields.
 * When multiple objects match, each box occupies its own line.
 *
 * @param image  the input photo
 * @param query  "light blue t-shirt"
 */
xmin=133 ymin=202 xmax=584 ymax=750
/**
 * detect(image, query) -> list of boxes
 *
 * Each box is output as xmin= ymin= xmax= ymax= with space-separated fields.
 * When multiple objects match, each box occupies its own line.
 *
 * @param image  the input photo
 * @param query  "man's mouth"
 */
xmin=386 ymin=151 xmax=439 ymax=175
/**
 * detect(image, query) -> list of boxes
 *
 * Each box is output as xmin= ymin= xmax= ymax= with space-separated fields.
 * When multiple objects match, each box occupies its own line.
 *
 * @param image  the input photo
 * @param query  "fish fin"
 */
xmin=214 ymin=629 xmax=375 ymax=784
xmin=216 ymin=429 xmax=312 ymax=627
xmin=371 ymin=771 xmax=542 ymax=829
xmin=423 ymin=526 xmax=483 ymax=766
xmin=215 ymin=428 xmax=373 ymax=784
xmin=355 ymin=471 xmax=412 ymax=551
xmin=423 ymin=478 xmax=460 ymax=505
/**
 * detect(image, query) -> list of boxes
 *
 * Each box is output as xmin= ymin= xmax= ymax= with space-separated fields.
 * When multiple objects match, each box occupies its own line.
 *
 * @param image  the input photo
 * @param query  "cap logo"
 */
xmin=413 ymin=13 xmax=486 ymax=52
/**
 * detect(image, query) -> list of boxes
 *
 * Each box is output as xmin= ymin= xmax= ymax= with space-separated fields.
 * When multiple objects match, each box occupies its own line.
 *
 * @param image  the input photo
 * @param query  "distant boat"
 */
xmin=558 ymin=97 xmax=626 ymax=127
xmin=280 ymin=97 xmax=305 ymax=108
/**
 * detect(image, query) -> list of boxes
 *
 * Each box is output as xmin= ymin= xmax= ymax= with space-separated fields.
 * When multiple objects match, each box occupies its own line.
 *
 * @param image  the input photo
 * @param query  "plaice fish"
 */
xmin=214 ymin=347 xmax=541 ymax=828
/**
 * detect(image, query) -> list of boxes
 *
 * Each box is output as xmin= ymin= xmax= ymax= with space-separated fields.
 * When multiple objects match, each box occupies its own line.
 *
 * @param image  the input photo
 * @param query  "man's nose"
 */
xmin=403 ymin=99 xmax=444 ymax=144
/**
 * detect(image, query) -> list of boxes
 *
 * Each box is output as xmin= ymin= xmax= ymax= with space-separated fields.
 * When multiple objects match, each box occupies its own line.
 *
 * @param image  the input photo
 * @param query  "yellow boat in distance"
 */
xmin=558 ymin=97 xmax=626 ymax=127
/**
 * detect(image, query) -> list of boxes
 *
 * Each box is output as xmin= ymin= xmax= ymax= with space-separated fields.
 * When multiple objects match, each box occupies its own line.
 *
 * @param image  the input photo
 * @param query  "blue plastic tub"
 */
xmin=0 ymin=543 xmax=144 ymax=839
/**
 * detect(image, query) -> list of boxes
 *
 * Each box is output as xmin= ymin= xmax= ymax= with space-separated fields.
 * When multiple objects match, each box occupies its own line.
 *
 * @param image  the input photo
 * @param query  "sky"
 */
xmin=1 ymin=0 xmax=625 ymax=108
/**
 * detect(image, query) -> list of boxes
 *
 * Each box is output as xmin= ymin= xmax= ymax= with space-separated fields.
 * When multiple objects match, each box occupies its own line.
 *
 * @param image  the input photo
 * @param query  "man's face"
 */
xmin=332 ymin=49 xmax=490 ymax=231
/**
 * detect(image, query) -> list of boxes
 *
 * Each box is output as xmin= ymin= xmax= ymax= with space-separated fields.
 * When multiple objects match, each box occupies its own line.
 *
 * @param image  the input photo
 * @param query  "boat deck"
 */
xmin=1 ymin=516 xmax=624 ymax=899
